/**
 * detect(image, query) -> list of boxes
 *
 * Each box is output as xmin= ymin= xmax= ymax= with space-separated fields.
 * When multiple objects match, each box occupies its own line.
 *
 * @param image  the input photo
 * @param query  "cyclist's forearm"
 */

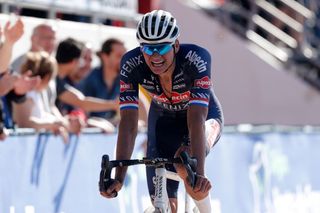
xmin=115 ymin=109 xmax=139 ymax=182
xmin=115 ymin=131 xmax=137 ymax=182
xmin=187 ymin=106 xmax=207 ymax=175
xmin=189 ymin=123 xmax=206 ymax=175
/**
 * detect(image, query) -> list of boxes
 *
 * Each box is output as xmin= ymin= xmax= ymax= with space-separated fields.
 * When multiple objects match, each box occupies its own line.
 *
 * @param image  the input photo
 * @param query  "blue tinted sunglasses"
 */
xmin=141 ymin=43 xmax=173 ymax=56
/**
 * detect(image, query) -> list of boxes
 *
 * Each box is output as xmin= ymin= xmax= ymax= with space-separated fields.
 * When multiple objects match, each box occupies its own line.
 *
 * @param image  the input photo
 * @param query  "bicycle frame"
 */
xmin=154 ymin=168 xmax=201 ymax=213
xmin=153 ymin=167 xmax=171 ymax=212
xmin=145 ymin=167 xmax=196 ymax=213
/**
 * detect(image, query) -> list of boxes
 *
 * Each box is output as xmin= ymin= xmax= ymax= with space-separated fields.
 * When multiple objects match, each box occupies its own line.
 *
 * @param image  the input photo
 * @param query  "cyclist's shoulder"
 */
xmin=178 ymin=43 xmax=211 ymax=57
xmin=177 ymin=44 xmax=211 ymax=74
xmin=121 ymin=47 xmax=143 ymax=62
xmin=121 ymin=47 xmax=145 ymax=72
xmin=120 ymin=47 xmax=145 ymax=79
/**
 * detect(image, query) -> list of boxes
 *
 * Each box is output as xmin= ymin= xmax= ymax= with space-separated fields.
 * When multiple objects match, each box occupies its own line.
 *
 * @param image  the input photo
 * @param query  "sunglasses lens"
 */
xmin=158 ymin=45 xmax=172 ymax=55
xmin=141 ymin=44 xmax=173 ymax=56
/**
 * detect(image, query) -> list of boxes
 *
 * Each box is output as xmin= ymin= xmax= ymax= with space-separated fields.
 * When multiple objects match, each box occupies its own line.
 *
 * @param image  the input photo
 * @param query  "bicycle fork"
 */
xmin=154 ymin=167 xmax=171 ymax=213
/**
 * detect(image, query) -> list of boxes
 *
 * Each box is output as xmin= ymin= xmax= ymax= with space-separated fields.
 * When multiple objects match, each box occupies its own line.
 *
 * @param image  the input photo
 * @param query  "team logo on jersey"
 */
xmin=194 ymin=76 xmax=211 ymax=89
xmin=185 ymin=50 xmax=208 ymax=73
xmin=151 ymin=93 xmax=170 ymax=104
xmin=120 ymin=55 xmax=144 ymax=78
xmin=120 ymin=80 xmax=132 ymax=92
xmin=171 ymin=91 xmax=190 ymax=104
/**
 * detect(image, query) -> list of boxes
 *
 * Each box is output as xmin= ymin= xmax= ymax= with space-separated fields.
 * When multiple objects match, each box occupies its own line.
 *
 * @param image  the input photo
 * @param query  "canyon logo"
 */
xmin=194 ymin=76 xmax=211 ymax=89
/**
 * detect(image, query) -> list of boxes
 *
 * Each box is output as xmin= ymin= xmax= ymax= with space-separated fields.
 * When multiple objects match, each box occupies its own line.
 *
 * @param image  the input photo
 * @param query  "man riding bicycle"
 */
xmin=100 ymin=10 xmax=224 ymax=213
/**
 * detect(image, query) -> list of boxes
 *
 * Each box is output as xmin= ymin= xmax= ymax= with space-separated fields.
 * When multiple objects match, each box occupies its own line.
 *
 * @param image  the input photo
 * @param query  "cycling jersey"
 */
xmin=119 ymin=44 xmax=223 ymax=123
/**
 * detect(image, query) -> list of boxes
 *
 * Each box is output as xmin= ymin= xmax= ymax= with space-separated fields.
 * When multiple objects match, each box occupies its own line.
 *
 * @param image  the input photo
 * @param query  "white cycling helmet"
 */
xmin=136 ymin=10 xmax=180 ymax=45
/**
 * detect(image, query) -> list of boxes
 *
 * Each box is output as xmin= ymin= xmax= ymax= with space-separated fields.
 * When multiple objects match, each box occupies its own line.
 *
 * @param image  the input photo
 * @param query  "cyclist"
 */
xmin=100 ymin=10 xmax=224 ymax=213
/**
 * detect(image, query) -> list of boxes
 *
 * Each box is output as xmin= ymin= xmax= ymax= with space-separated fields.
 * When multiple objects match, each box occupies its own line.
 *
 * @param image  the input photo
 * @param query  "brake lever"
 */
xmin=99 ymin=155 xmax=118 ymax=197
xmin=179 ymin=151 xmax=197 ymax=188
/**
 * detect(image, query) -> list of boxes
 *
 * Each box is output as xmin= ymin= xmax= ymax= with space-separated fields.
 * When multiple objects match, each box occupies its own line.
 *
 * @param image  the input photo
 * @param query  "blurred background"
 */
xmin=0 ymin=0 xmax=319 ymax=212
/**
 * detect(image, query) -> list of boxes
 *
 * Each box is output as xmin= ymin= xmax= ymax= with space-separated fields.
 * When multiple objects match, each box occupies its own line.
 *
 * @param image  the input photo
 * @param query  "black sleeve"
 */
xmin=6 ymin=89 xmax=27 ymax=104
xmin=56 ymin=77 xmax=72 ymax=97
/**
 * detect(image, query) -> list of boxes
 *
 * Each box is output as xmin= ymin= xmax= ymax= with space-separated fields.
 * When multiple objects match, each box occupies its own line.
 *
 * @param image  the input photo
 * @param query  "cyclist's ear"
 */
xmin=174 ymin=39 xmax=180 ymax=53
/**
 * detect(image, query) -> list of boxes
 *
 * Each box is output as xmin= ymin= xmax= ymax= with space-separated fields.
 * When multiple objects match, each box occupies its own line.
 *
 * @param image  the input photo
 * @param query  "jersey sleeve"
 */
xmin=188 ymin=47 xmax=212 ymax=107
xmin=119 ymin=52 xmax=139 ymax=110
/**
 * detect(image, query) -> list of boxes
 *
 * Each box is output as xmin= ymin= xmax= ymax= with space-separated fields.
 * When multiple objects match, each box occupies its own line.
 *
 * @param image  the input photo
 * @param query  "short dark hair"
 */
xmin=56 ymin=38 xmax=83 ymax=64
xmin=97 ymin=38 xmax=124 ymax=56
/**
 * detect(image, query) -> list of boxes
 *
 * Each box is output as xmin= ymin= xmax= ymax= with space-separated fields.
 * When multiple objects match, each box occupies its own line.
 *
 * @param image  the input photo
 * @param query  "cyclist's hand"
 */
xmin=100 ymin=179 xmax=123 ymax=199
xmin=185 ymin=174 xmax=212 ymax=201
xmin=174 ymin=145 xmax=191 ymax=180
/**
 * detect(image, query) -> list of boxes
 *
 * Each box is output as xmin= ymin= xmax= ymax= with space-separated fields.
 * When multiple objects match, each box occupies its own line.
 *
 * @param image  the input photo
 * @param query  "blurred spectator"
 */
xmin=8 ymin=22 xmax=58 ymax=127
xmin=78 ymin=38 xmax=149 ymax=129
xmin=11 ymin=22 xmax=56 ymax=72
xmin=59 ymin=42 xmax=94 ymax=114
xmin=54 ymin=38 xmax=119 ymax=122
xmin=68 ymin=42 xmax=93 ymax=85
xmin=12 ymin=52 xmax=82 ymax=143
xmin=0 ymin=17 xmax=40 ymax=140
xmin=59 ymin=41 xmax=115 ymax=133
xmin=78 ymin=38 xmax=125 ymax=123
xmin=12 ymin=52 xmax=65 ymax=142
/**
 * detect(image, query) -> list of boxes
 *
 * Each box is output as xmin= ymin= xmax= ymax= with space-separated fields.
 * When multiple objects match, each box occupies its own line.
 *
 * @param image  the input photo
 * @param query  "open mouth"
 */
xmin=151 ymin=60 xmax=165 ymax=67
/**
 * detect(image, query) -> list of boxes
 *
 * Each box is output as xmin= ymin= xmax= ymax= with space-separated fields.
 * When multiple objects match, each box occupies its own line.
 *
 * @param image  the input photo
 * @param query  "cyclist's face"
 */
xmin=141 ymin=41 xmax=178 ymax=75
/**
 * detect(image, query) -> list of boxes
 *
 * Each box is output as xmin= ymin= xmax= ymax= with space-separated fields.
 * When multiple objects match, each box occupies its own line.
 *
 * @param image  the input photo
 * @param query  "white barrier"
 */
xmin=1 ymin=131 xmax=320 ymax=213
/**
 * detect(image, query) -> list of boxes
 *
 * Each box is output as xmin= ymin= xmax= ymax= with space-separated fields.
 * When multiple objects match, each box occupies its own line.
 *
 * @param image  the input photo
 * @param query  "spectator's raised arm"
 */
xmin=0 ymin=17 xmax=24 ymax=72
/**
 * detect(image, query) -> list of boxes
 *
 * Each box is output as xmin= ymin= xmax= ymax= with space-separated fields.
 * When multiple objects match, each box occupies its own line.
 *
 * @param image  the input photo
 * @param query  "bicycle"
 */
xmin=99 ymin=151 xmax=199 ymax=213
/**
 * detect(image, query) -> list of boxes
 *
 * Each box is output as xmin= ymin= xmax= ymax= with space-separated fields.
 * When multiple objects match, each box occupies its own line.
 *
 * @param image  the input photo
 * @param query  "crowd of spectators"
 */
xmin=0 ymin=17 xmax=40 ymax=140
xmin=0 ymin=17 xmax=149 ymax=142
